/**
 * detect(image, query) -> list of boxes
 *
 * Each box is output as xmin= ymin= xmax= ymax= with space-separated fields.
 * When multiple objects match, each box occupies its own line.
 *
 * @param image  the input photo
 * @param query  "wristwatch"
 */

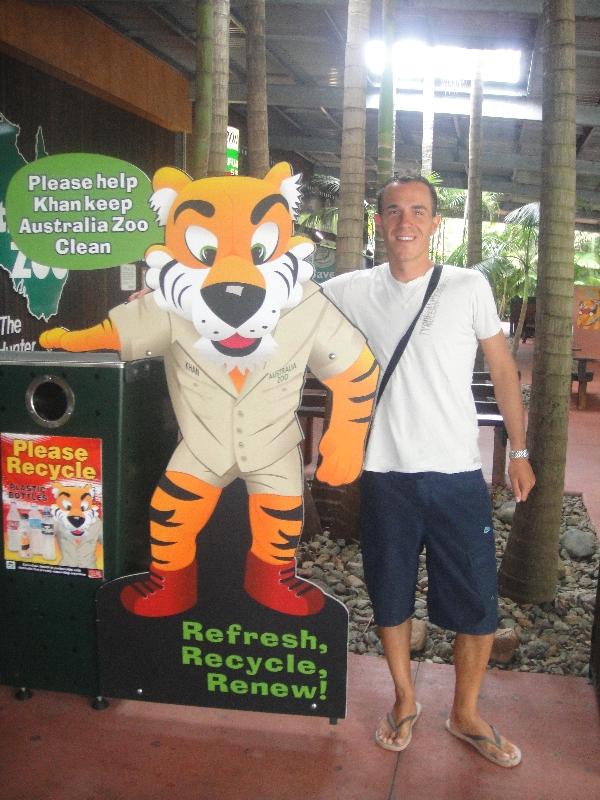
xmin=509 ymin=448 xmax=529 ymax=460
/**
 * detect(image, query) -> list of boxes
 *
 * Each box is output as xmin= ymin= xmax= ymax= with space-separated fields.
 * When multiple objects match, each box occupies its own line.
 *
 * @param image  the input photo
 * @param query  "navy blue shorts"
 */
xmin=359 ymin=470 xmax=497 ymax=635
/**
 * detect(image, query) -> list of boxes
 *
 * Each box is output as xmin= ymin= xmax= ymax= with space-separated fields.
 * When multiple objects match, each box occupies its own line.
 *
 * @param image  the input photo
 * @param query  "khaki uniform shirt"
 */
xmin=110 ymin=281 xmax=365 ymax=477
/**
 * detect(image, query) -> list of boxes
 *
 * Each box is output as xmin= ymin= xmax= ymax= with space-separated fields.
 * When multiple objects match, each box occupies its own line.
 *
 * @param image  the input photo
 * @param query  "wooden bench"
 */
xmin=299 ymin=371 xmax=508 ymax=485
xmin=571 ymin=357 xmax=596 ymax=410
xmin=471 ymin=374 xmax=508 ymax=485
xmin=298 ymin=374 xmax=330 ymax=467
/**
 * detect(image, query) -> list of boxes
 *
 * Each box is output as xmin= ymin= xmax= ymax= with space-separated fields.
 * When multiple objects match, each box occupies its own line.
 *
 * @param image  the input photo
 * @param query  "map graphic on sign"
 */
xmin=0 ymin=114 xmax=69 ymax=321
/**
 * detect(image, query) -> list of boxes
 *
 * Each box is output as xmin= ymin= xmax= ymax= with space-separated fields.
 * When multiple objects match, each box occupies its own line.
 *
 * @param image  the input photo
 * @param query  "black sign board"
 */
xmin=97 ymin=480 xmax=348 ymax=720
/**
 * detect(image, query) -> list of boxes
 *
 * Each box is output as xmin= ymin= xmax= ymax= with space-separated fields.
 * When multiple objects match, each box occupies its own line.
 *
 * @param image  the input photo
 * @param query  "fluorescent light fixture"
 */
xmin=365 ymin=40 xmax=522 ymax=85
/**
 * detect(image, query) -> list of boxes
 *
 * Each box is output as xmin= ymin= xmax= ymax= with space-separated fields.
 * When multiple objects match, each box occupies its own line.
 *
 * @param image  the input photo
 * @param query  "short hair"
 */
xmin=377 ymin=175 xmax=438 ymax=217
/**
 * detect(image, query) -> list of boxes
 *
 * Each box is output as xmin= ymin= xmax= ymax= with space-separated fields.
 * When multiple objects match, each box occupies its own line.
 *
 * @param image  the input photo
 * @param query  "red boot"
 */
xmin=120 ymin=563 xmax=197 ymax=617
xmin=243 ymin=551 xmax=325 ymax=616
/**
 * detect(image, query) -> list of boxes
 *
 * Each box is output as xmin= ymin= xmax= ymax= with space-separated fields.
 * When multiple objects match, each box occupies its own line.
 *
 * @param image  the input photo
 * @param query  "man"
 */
xmin=323 ymin=176 xmax=535 ymax=767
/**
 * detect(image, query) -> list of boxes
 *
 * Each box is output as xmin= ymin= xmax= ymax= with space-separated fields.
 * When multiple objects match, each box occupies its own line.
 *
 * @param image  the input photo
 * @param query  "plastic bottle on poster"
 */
xmin=7 ymin=501 xmax=21 ymax=552
xmin=41 ymin=506 xmax=56 ymax=561
xmin=19 ymin=517 xmax=32 ymax=558
xmin=29 ymin=504 xmax=43 ymax=555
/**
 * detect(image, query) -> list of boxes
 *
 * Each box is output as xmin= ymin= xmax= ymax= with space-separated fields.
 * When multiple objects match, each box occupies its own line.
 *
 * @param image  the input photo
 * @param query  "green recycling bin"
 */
xmin=0 ymin=352 xmax=177 ymax=699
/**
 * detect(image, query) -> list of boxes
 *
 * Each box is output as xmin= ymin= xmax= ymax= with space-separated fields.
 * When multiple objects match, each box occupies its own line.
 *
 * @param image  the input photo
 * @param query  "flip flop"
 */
xmin=375 ymin=702 xmax=422 ymax=752
xmin=445 ymin=719 xmax=522 ymax=768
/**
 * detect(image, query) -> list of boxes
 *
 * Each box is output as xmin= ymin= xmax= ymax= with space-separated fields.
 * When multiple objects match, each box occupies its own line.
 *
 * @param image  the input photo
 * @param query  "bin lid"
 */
xmin=0 ymin=351 xmax=124 ymax=367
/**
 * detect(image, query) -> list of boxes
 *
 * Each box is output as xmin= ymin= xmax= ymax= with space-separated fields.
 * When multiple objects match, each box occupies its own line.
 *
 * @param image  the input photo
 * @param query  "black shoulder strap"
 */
xmin=375 ymin=265 xmax=442 ymax=407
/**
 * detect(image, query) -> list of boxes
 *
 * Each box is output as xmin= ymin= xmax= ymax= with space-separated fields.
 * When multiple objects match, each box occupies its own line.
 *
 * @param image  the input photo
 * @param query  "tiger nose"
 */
xmin=68 ymin=515 xmax=86 ymax=528
xmin=201 ymin=282 xmax=266 ymax=328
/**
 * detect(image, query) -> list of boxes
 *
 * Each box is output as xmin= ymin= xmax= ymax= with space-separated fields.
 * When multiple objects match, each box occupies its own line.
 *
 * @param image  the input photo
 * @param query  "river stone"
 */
xmin=410 ymin=619 xmax=428 ymax=652
xmin=491 ymin=628 xmax=519 ymax=663
xmin=497 ymin=500 xmax=517 ymax=523
xmin=559 ymin=528 xmax=597 ymax=559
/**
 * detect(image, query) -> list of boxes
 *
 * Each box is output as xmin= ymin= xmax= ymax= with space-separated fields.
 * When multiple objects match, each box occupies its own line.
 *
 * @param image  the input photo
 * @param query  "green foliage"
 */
xmin=298 ymin=174 xmax=374 ymax=255
xmin=574 ymin=230 xmax=600 ymax=285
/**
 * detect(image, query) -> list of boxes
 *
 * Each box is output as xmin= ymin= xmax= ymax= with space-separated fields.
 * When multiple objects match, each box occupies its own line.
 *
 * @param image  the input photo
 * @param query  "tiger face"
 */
xmin=145 ymin=162 xmax=314 ymax=371
xmin=51 ymin=482 xmax=98 ymax=536
xmin=577 ymin=299 xmax=600 ymax=329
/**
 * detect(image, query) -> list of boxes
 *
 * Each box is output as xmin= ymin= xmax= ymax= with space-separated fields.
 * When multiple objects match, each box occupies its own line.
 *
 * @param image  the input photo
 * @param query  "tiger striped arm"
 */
xmin=39 ymin=318 xmax=121 ymax=352
xmin=315 ymin=345 xmax=379 ymax=486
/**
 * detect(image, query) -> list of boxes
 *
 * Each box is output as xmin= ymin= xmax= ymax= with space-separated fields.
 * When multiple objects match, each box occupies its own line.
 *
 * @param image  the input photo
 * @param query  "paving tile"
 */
xmin=1 ymin=653 xmax=599 ymax=800
xmin=388 ymin=661 xmax=600 ymax=800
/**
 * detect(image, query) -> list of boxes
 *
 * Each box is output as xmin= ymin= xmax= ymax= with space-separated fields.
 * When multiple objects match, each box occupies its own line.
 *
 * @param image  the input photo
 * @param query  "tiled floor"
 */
xmin=1 ymin=654 xmax=599 ymax=800
xmin=1 ymin=334 xmax=599 ymax=800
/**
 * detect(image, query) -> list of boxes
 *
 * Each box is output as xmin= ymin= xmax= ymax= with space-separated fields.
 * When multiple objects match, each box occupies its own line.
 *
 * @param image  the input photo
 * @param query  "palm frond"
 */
xmin=504 ymin=202 xmax=540 ymax=228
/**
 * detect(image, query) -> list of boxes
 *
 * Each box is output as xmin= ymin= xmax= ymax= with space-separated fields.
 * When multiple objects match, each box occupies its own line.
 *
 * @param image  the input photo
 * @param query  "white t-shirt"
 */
xmin=322 ymin=263 xmax=501 ymax=474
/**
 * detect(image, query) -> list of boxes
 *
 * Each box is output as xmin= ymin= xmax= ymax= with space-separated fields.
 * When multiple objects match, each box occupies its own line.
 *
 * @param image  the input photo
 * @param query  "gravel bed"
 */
xmin=298 ymin=486 xmax=598 ymax=677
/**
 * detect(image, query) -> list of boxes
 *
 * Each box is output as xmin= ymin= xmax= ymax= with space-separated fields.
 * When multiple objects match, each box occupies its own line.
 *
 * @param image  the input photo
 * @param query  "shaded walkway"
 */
xmin=1 ymin=653 xmax=598 ymax=800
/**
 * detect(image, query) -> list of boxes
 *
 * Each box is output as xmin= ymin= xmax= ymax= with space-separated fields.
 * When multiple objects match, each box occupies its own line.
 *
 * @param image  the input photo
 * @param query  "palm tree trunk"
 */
xmin=375 ymin=0 xmax=395 ymax=266
xmin=207 ymin=0 xmax=230 ymax=177
xmin=336 ymin=0 xmax=371 ymax=274
xmin=466 ymin=54 xmax=483 ymax=269
xmin=511 ymin=230 xmax=533 ymax=355
xmin=467 ymin=54 xmax=484 ymax=370
xmin=246 ymin=0 xmax=270 ymax=178
xmin=511 ymin=280 xmax=531 ymax=355
xmin=192 ymin=0 xmax=214 ymax=179
xmin=499 ymin=0 xmax=576 ymax=603
xmin=421 ymin=67 xmax=435 ymax=178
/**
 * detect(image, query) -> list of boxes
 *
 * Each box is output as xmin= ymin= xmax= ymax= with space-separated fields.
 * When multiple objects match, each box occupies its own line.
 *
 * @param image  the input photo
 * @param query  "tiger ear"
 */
xmin=265 ymin=162 xmax=302 ymax=221
xmin=150 ymin=167 xmax=192 ymax=226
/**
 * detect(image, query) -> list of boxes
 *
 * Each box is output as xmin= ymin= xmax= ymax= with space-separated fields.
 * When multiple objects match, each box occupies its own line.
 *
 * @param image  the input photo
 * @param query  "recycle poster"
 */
xmin=1 ymin=432 xmax=104 ymax=578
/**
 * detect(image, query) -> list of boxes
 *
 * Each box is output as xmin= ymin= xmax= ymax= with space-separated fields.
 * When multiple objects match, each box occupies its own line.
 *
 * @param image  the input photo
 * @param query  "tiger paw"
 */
xmin=39 ymin=327 xmax=69 ymax=350
xmin=120 ymin=563 xmax=197 ymax=617
xmin=243 ymin=551 xmax=325 ymax=616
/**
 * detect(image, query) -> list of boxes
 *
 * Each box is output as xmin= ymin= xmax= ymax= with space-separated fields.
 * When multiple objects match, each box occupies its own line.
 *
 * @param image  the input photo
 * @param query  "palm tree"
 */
xmin=375 ymin=0 xmax=395 ymax=265
xmin=446 ymin=224 xmax=535 ymax=320
xmin=208 ymin=0 xmax=230 ymax=177
xmin=192 ymin=0 xmax=214 ymax=178
xmin=246 ymin=0 xmax=270 ymax=178
xmin=296 ymin=174 xmax=374 ymax=269
xmin=430 ymin=176 xmax=499 ymax=265
xmin=421 ymin=68 xmax=435 ymax=177
xmin=499 ymin=0 xmax=577 ymax=604
xmin=503 ymin=202 xmax=540 ymax=354
xmin=336 ymin=0 xmax=371 ymax=274
xmin=466 ymin=54 xmax=483 ymax=270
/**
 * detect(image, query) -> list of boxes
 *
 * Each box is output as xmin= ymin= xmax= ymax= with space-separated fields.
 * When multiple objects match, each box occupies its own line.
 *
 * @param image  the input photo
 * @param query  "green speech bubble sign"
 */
xmin=5 ymin=153 xmax=162 ymax=270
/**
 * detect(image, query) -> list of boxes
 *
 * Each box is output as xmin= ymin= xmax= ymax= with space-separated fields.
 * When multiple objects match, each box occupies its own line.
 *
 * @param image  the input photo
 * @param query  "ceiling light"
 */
xmin=365 ymin=40 xmax=522 ymax=86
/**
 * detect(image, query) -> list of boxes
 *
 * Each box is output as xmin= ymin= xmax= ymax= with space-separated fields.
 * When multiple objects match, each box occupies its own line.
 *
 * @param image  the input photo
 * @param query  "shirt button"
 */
xmin=238 ymin=442 xmax=244 ymax=448
xmin=236 ymin=428 xmax=242 ymax=434
xmin=240 ymin=455 xmax=247 ymax=462
xmin=237 ymin=410 xmax=244 ymax=418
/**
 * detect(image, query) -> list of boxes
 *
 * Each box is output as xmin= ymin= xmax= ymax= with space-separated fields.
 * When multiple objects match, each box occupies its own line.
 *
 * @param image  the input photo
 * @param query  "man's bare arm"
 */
xmin=480 ymin=331 xmax=536 ymax=502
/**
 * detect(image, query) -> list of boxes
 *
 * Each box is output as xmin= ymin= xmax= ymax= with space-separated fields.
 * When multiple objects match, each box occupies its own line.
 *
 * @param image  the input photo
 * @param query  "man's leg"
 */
xmin=376 ymin=620 xmax=418 ymax=746
xmin=451 ymin=633 xmax=520 ymax=763
xmin=360 ymin=471 xmax=424 ymax=749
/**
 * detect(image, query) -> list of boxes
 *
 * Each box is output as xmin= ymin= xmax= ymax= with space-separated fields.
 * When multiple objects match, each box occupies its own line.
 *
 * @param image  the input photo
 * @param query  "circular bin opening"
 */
xmin=26 ymin=375 xmax=75 ymax=429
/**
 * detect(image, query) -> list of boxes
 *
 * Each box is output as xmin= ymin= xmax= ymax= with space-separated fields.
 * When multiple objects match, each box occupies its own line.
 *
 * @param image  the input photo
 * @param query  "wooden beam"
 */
xmin=0 ymin=0 xmax=192 ymax=132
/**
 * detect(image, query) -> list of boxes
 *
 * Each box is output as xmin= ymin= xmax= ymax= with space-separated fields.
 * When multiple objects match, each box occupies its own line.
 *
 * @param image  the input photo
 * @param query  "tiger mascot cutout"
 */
xmin=40 ymin=162 xmax=379 ymax=617
xmin=51 ymin=481 xmax=102 ymax=569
